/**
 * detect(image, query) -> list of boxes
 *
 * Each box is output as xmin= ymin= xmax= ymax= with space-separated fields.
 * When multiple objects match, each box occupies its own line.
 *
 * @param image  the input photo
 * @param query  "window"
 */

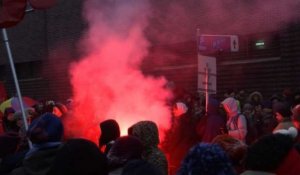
xmin=15 ymin=61 xmax=42 ymax=80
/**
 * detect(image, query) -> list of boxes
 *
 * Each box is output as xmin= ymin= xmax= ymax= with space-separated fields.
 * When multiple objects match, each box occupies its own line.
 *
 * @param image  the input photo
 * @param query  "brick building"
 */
xmin=1 ymin=0 xmax=300 ymax=102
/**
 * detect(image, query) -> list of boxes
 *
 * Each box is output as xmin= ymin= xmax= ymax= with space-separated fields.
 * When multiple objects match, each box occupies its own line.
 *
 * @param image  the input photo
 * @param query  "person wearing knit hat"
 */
xmin=27 ymin=112 xmax=63 ymax=144
xmin=10 ymin=113 xmax=64 ymax=175
xmin=99 ymin=119 xmax=120 ymax=154
xmin=177 ymin=143 xmax=236 ymax=175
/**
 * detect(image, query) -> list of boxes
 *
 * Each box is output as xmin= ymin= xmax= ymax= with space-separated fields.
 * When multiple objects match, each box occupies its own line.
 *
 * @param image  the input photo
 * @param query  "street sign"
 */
xmin=198 ymin=34 xmax=239 ymax=54
xmin=197 ymin=55 xmax=217 ymax=94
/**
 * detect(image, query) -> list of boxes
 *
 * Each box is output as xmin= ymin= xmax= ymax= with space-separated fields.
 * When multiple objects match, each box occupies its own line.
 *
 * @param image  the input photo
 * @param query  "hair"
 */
xmin=121 ymin=160 xmax=163 ymax=175
xmin=212 ymin=135 xmax=247 ymax=167
xmin=107 ymin=136 xmax=143 ymax=170
xmin=47 ymin=138 xmax=108 ymax=175
xmin=244 ymin=134 xmax=294 ymax=172
xmin=272 ymin=102 xmax=292 ymax=118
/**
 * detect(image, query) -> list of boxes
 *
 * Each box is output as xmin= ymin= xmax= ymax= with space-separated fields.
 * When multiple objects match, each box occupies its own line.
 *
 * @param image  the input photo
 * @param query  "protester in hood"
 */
xmin=162 ymin=102 xmax=199 ymax=174
xmin=201 ymin=97 xmax=226 ymax=143
xmin=99 ymin=119 xmax=120 ymax=154
xmin=221 ymin=97 xmax=247 ymax=143
xmin=10 ymin=113 xmax=63 ymax=175
xmin=172 ymin=102 xmax=188 ymax=118
xmin=128 ymin=121 xmax=168 ymax=175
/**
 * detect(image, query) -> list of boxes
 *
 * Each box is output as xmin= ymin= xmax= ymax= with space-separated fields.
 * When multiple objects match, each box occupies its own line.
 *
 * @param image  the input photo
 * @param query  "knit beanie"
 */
xmin=27 ymin=113 xmax=63 ymax=144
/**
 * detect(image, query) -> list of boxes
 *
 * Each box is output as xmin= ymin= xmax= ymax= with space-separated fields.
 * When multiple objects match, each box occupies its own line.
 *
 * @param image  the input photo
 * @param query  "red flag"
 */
xmin=0 ymin=0 xmax=26 ymax=28
xmin=29 ymin=0 xmax=56 ymax=10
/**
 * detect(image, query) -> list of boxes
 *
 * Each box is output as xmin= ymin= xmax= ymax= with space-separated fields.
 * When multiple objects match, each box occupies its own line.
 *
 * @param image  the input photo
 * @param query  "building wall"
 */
xmin=0 ymin=0 xmax=85 ymax=101
xmin=143 ymin=23 xmax=300 ymax=99
xmin=1 ymin=0 xmax=300 ymax=102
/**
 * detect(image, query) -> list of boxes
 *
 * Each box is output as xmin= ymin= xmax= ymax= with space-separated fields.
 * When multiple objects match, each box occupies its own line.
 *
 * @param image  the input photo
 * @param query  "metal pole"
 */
xmin=205 ymin=64 xmax=209 ymax=114
xmin=2 ymin=28 xmax=32 ymax=148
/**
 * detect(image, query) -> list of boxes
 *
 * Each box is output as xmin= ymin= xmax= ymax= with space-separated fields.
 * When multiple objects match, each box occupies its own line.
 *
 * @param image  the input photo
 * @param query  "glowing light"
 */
xmin=64 ymin=1 xmax=172 ymax=144
xmin=255 ymin=40 xmax=265 ymax=46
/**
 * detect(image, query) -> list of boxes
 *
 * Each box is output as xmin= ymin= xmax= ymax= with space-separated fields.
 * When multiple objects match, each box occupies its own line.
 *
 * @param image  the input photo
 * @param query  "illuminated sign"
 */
xmin=198 ymin=34 xmax=239 ymax=54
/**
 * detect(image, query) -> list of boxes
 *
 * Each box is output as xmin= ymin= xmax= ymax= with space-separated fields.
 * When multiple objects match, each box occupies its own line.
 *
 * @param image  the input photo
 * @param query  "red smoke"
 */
xmin=65 ymin=0 xmax=172 ymax=143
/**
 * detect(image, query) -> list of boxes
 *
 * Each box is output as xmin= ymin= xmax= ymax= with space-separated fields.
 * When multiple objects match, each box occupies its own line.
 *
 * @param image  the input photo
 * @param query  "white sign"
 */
xmin=230 ymin=35 xmax=239 ymax=52
xmin=197 ymin=55 xmax=217 ymax=94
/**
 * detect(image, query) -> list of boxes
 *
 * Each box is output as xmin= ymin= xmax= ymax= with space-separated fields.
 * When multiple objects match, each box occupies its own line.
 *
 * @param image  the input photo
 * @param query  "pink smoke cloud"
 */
xmin=65 ymin=0 xmax=173 ymax=143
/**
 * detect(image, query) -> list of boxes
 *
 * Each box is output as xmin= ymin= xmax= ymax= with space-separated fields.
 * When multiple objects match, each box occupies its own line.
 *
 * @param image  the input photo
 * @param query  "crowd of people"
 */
xmin=0 ymin=87 xmax=300 ymax=175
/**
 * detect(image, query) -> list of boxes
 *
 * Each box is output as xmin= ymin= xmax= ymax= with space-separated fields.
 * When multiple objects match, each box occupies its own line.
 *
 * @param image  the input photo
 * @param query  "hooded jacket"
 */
xmin=222 ymin=97 xmax=247 ymax=142
xmin=129 ymin=121 xmax=168 ymax=175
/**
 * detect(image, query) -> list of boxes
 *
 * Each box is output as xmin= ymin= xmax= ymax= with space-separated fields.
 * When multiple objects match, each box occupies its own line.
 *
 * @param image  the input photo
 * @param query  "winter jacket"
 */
xmin=222 ymin=97 xmax=247 ymax=143
xmin=129 ymin=121 xmax=168 ymax=175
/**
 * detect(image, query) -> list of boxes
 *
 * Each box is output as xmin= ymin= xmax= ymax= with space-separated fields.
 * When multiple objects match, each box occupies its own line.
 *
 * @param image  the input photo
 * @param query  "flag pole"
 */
xmin=2 ymin=28 xmax=32 ymax=148
xmin=197 ymin=28 xmax=209 ymax=115
xmin=205 ymin=64 xmax=209 ymax=114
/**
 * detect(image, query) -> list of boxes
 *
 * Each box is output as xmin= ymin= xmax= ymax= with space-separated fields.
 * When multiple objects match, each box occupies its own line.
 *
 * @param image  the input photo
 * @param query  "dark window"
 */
xmin=15 ymin=61 xmax=42 ymax=80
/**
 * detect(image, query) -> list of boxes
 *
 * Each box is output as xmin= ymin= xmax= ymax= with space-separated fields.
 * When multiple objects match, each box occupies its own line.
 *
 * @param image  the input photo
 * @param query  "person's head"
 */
xmin=27 ymin=113 xmax=63 ymax=144
xmin=270 ymin=94 xmax=280 ymax=105
xmin=99 ymin=119 xmax=120 ymax=147
xmin=242 ymin=103 xmax=254 ymax=118
xmin=224 ymin=89 xmax=235 ymax=98
xmin=212 ymin=134 xmax=247 ymax=171
xmin=292 ymin=104 xmax=300 ymax=121
xmin=172 ymin=102 xmax=188 ymax=117
xmin=248 ymin=91 xmax=263 ymax=106
xmin=48 ymin=138 xmax=108 ymax=175
xmin=13 ymin=107 xmax=35 ymax=128
xmin=128 ymin=121 xmax=159 ymax=148
xmin=121 ymin=160 xmax=163 ymax=175
xmin=244 ymin=134 xmax=294 ymax=172
xmin=177 ymin=143 xmax=236 ymax=175
xmin=107 ymin=136 xmax=143 ymax=169
xmin=207 ymin=97 xmax=220 ymax=115
xmin=4 ymin=107 xmax=15 ymax=121
xmin=221 ymin=97 xmax=239 ymax=118
xmin=272 ymin=102 xmax=292 ymax=122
